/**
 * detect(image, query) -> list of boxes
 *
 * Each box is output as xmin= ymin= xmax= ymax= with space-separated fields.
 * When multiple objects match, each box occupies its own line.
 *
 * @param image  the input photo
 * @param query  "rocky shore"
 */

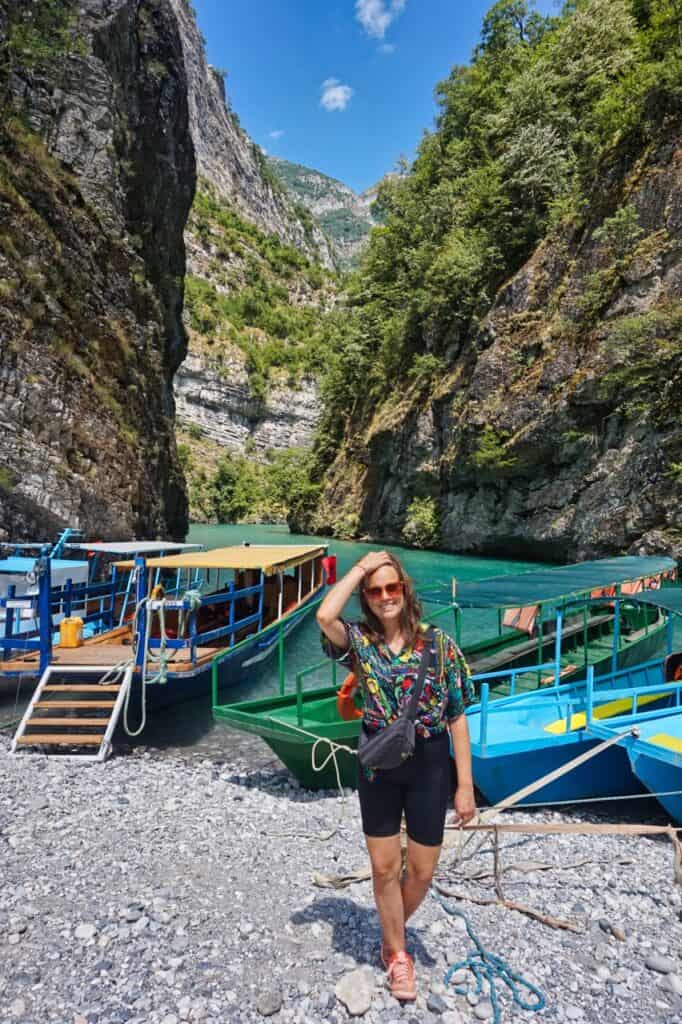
xmin=1 ymin=737 xmax=681 ymax=1024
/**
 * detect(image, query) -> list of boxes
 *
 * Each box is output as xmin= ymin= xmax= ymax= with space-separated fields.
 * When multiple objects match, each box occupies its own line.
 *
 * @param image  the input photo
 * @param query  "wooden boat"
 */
xmin=213 ymin=556 xmax=676 ymax=790
xmin=0 ymin=540 xmax=202 ymax=674
xmin=8 ymin=544 xmax=331 ymax=759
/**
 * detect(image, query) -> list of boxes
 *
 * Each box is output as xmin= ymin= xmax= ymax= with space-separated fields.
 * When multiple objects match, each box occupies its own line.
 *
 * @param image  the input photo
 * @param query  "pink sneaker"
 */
xmin=386 ymin=951 xmax=417 ymax=1001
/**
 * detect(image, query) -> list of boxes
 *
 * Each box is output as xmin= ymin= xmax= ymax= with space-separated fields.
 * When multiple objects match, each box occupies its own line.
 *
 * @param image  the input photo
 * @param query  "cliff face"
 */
xmin=0 ymin=0 xmax=194 ymax=540
xmin=268 ymin=157 xmax=378 ymax=268
xmin=168 ymin=0 xmax=334 ymax=271
xmin=165 ymin=0 xmax=334 ymax=519
xmin=175 ymin=353 xmax=320 ymax=459
xmin=316 ymin=135 xmax=682 ymax=559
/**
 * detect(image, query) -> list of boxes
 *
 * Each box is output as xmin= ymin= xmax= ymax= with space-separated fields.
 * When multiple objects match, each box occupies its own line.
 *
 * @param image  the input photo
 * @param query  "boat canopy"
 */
xmin=66 ymin=541 xmax=202 ymax=556
xmin=114 ymin=544 xmax=327 ymax=577
xmin=0 ymin=556 xmax=88 ymax=574
xmin=446 ymin=555 xmax=676 ymax=610
xmin=626 ymin=587 xmax=682 ymax=616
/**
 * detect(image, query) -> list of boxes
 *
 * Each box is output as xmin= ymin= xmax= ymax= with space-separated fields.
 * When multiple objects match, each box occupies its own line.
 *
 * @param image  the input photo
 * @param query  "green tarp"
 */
xmin=437 ymin=555 xmax=677 ymax=610
xmin=628 ymin=588 xmax=682 ymax=616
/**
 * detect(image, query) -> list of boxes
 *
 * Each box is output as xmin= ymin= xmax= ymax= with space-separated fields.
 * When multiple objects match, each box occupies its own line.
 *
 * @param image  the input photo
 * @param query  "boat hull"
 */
xmin=630 ymin=750 xmax=682 ymax=825
xmin=472 ymin=736 xmax=641 ymax=806
xmin=124 ymin=596 xmax=319 ymax=715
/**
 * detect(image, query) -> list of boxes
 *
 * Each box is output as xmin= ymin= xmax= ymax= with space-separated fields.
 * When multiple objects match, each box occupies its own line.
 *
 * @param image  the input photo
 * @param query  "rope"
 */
xmin=435 ymin=891 xmax=546 ymax=1023
xmin=268 ymin=716 xmax=358 ymax=839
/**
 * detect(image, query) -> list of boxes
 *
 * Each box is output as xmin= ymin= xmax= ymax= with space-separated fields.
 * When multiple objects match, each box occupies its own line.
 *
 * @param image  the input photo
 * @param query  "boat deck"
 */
xmin=0 ymin=641 xmax=221 ymax=674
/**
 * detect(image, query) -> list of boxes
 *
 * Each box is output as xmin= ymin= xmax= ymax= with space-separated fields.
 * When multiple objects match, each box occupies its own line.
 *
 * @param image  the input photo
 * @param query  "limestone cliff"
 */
xmin=0 ymin=0 xmax=194 ymax=540
xmin=168 ymin=0 xmax=334 ymax=271
xmin=314 ymin=135 xmax=682 ymax=559
xmin=268 ymin=157 xmax=379 ymax=268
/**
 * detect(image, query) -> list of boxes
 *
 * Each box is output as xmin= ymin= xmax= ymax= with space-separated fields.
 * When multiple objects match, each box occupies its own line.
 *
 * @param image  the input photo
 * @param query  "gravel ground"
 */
xmin=1 ymin=737 xmax=682 ymax=1024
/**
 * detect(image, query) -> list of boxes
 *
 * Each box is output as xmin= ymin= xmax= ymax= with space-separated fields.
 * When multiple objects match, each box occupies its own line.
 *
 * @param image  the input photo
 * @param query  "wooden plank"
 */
xmin=27 ymin=718 xmax=109 ymax=727
xmin=35 ymin=701 xmax=116 ymax=709
xmin=17 ymin=734 xmax=103 ymax=745
xmin=42 ymin=684 xmax=121 ymax=692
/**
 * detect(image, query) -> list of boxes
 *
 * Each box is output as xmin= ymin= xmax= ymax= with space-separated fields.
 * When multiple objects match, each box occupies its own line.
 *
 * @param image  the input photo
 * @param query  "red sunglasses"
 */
xmin=364 ymin=581 xmax=403 ymax=601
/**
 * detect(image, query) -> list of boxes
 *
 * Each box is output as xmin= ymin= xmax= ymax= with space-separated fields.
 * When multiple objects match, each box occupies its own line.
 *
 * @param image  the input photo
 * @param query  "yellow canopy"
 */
xmin=114 ymin=544 xmax=327 ymax=576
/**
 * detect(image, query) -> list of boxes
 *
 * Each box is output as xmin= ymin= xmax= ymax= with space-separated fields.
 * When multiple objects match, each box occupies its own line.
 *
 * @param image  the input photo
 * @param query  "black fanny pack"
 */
xmin=357 ymin=627 xmax=435 ymax=772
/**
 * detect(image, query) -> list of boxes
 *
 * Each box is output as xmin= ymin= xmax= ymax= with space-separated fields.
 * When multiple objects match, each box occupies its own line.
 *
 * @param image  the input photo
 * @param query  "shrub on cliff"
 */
xmin=402 ymin=497 xmax=441 ymax=549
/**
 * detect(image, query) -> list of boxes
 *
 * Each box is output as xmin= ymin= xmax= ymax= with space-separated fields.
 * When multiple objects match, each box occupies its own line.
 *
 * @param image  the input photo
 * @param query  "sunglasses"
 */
xmin=364 ymin=581 xmax=403 ymax=601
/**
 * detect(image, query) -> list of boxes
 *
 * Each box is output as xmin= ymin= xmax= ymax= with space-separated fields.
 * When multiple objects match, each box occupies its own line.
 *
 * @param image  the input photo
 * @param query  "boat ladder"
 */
xmin=10 ymin=663 xmax=134 ymax=762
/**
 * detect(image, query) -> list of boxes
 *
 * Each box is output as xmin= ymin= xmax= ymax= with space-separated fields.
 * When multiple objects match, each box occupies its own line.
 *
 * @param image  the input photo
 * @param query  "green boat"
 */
xmin=213 ymin=555 xmax=677 ymax=789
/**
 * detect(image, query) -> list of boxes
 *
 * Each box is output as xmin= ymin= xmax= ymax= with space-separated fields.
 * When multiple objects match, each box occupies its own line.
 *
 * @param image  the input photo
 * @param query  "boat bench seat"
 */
xmin=648 ymin=733 xmax=682 ymax=754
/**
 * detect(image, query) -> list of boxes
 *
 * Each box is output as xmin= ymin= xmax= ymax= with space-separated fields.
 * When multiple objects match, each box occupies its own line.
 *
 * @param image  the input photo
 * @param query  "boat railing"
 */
xmin=585 ymin=673 xmax=682 ymax=729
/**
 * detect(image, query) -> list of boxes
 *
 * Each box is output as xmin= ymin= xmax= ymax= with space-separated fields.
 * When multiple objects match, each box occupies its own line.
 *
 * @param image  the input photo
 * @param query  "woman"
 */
xmin=317 ymin=551 xmax=476 ymax=1002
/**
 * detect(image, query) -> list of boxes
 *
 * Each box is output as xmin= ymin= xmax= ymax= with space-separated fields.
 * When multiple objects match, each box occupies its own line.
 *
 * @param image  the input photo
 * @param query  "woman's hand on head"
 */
xmin=356 ymin=551 xmax=392 ymax=577
xmin=453 ymin=783 xmax=476 ymax=826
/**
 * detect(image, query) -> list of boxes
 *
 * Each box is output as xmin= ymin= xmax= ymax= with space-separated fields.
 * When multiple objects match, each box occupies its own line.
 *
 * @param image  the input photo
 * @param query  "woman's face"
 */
xmin=364 ymin=564 xmax=404 ymax=626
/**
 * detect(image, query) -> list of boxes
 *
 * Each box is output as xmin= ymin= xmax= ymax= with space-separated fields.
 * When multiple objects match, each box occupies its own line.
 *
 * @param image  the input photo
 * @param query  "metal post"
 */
xmin=278 ymin=621 xmax=285 ymax=696
xmin=108 ymin=565 xmax=117 ymax=629
xmin=228 ymin=581 xmax=236 ymax=646
xmin=480 ymin=682 xmax=489 ymax=754
xmin=212 ymin=657 xmax=218 ymax=709
xmin=667 ymin=610 xmax=674 ymax=655
xmin=134 ymin=557 xmax=147 ymax=669
xmin=536 ymin=605 xmax=543 ymax=685
xmin=4 ymin=584 xmax=15 ymax=659
xmin=455 ymin=606 xmax=462 ymax=648
xmin=257 ymin=571 xmax=264 ymax=631
xmin=583 ymin=605 xmax=588 ymax=667
xmin=296 ymin=670 xmax=303 ymax=726
xmin=277 ymin=572 xmax=283 ymax=619
xmin=297 ymin=565 xmax=302 ymax=604
xmin=64 ymin=578 xmax=72 ymax=619
xmin=586 ymin=664 xmax=595 ymax=727
xmin=497 ymin=608 xmax=502 ymax=637
xmin=37 ymin=548 xmax=52 ymax=674
xmin=611 ymin=597 xmax=621 ymax=674
xmin=553 ymin=610 xmax=563 ymax=686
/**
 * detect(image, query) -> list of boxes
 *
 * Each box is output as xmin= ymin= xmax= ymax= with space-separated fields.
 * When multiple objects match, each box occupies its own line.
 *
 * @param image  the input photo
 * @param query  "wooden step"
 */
xmin=17 ymin=734 xmax=103 ymax=745
xmin=42 ymin=684 xmax=121 ymax=693
xmin=35 ymin=701 xmax=116 ymax=709
xmin=27 ymin=717 xmax=109 ymax=727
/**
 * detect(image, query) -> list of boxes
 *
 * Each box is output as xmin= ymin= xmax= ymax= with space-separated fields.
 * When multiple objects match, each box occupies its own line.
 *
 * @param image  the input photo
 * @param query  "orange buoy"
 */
xmin=336 ymin=672 xmax=362 ymax=720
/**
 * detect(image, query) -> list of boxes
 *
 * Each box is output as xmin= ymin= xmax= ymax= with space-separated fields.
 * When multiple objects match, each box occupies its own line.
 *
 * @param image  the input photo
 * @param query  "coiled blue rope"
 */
xmin=434 ymin=892 xmax=546 ymax=1023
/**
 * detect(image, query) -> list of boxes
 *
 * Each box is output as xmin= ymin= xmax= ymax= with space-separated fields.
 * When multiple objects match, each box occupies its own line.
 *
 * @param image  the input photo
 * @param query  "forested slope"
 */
xmin=303 ymin=0 xmax=682 ymax=559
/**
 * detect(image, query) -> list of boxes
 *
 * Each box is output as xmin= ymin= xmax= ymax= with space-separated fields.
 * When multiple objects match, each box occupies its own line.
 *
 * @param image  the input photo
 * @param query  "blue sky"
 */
xmin=192 ymin=0 xmax=559 ymax=194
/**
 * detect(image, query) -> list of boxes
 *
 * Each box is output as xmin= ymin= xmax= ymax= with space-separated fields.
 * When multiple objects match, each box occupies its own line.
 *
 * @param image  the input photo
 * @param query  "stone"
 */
xmin=427 ymin=993 xmax=448 ymax=1015
xmin=75 ymin=924 xmax=97 ymax=942
xmin=565 ymin=1007 xmax=584 ymax=1021
xmin=645 ymin=955 xmax=676 ymax=974
xmin=161 ymin=1016 xmax=179 ymax=1024
xmin=661 ymin=974 xmax=682 ymax=996
xmin=256 ymin=989 xmax=283 ymax=1017
xmin=473 ymin=1002 xmax=493 ymax=1021
xmin=335 ymin=969 xmax=374 ymax=1016
xmin=10 ymin=999 xmax=25 ymax=1018
xmin=441 ymin=1013 xmax=465 ymax=1024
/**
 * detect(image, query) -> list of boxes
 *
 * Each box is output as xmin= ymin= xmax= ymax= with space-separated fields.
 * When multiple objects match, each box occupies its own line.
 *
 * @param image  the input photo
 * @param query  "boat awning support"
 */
xmin=38 ymin=549 xmax=52 ymax=675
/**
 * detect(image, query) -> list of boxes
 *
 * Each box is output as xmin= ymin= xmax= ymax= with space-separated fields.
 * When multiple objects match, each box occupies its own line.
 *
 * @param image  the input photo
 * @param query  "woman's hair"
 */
xmin=359 ymin=553 xmax=422 ymax=648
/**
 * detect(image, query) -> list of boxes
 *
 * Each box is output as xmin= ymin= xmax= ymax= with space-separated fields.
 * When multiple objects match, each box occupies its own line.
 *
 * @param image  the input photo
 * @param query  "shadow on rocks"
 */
xmin=290 ymin=895 xmax=437 ymax=968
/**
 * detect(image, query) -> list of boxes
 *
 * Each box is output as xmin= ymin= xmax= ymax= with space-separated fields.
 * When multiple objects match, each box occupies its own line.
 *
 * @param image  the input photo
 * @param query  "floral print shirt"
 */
xmin=321 ymin=621 xmax=474 ymax=737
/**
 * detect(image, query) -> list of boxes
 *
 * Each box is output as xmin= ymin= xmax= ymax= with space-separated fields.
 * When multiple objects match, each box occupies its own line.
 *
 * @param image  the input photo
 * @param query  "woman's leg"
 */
xmin=402 ymin=733 xmax=452 ymax=920
xmin=365 ymin=833 xmax=405 ymax=955
xmin=402 ymin=838 xmax=442 ymax=921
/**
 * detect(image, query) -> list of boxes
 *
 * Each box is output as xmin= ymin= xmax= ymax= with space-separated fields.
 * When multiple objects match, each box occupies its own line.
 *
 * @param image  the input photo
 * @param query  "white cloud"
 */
xmin=378 ymin=42 xmax=396 ymax=54
xmin=269 ymin=130 xmax=285 ymax=139
xmin=355 ymin=0 xmax=406 ymax=39
xmin=320 ymin=78 xmax=354 ymax=112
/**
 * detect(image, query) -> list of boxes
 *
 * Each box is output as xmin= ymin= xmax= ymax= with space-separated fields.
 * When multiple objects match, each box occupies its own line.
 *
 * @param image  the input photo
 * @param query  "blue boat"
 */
xmin=585 ymin=589 xmax=682 ymax=824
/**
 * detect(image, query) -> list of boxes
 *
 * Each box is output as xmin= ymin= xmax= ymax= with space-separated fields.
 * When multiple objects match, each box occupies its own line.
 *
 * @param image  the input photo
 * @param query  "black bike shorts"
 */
xmin=357 ymin=730 xmax=453 ymax=847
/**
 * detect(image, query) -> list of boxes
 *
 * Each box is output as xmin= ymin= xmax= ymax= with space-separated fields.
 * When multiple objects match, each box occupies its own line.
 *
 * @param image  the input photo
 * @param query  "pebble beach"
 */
xmin=2 ymin=736 xmax=682 ymax=1024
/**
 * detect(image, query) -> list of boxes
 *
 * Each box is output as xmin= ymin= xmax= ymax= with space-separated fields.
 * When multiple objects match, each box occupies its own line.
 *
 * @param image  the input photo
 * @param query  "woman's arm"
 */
xmin=316 ymin=550 xmax=391 ymax=648
xmin=449 ymin=713 xmax=476 ymax=824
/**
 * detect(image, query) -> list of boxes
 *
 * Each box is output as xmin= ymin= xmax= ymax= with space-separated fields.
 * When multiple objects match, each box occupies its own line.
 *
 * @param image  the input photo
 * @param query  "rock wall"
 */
xmin=315 ymin=135 xmax=682 ymax=559
xmin=175 ymin=352 xmax=320 ymax=459
xmin=168 ymin=0 xmax=334 ymax=270
xmin=0 ymin=0 xmax=194 ymax=540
